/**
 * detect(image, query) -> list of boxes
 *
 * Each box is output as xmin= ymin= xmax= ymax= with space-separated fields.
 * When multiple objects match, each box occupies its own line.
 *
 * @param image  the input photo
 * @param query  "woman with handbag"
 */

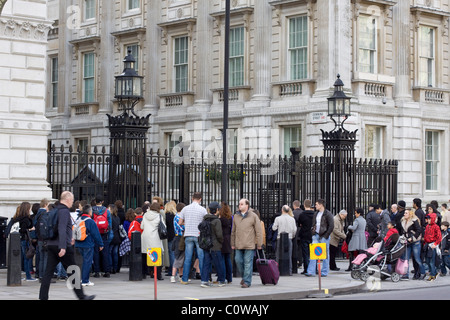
xmin=10 ymin=202 xmax=37 ymax=281
xmin=141 ymin=202 xmax=166 ymax=280
xmin=400 ymin=208 xmax=425 ymax=280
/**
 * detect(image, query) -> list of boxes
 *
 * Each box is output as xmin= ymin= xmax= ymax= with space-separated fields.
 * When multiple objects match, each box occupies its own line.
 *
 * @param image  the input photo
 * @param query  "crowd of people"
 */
xmin=4 ymin=191 xmax=449 ymax=299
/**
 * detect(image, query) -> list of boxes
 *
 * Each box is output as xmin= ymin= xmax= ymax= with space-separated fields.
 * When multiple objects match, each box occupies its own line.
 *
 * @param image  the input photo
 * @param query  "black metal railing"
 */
xmin=48 ymin=145 xmax=397 ymax=228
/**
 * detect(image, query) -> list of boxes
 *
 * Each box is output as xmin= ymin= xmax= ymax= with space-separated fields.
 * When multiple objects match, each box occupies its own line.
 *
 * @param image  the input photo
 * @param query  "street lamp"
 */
xmin=327 ymin=74 xmax=351 ymax=132
xmin=115 ymin=49 xmax=143 ymax=116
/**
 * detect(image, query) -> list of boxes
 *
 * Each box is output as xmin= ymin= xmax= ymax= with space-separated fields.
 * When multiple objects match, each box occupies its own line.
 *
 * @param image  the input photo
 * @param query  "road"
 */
xmin=323 ymin=286 xmax=450 ymax=300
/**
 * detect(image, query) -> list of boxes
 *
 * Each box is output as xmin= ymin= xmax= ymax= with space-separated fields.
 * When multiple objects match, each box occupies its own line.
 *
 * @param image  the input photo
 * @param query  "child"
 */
xmin=383 ymin=221 xmax=399 ymax=251
xmin=439 ymin=221 xmax=450 ymax=276
xmin=423 ymin=213 xmax=442 ymax=281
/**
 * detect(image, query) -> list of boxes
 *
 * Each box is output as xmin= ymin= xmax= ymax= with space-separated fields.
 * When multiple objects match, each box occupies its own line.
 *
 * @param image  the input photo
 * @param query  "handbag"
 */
xmin=158 ymin=215 xmax=168 ymax=240
xmin=395 ymin=258 xmax=408 ymax=275
xmin=25 ymin=230 xmax=36 ymax=260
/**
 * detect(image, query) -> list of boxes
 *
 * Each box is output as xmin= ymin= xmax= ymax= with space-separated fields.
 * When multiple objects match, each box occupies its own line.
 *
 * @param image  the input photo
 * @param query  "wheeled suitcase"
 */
xmin=256 ymin=249 xmax=280 ymax=285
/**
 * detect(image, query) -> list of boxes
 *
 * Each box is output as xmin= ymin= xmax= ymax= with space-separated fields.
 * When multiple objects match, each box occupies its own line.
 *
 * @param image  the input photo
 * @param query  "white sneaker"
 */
xmin=170 ymin=276 xmax=176 ymax=283
xmin=82 ymin=281 xmax=95 ymax=286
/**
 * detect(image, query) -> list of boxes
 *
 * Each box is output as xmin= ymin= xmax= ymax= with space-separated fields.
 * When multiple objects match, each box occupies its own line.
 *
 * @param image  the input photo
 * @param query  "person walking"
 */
xmin=231 ymin=199 xmax=263 ymax=288
xmin=400 ymin=208 xmax=425 ymax=280
xmin=171 ymin=202 xmax=186 ymax=283
xmin=92 ymin=195 xmax=112 ymax=278
xmin=298 ymin=199 xmax=314 ymax=274
xmin=74 ymin=204 xmax=104 ymax=286
xmin=305 ymin=199 xmax=334 ymax=277
xmin=178 ymin=192 xmax=207 ymax=284
xmin=346 ymin=208 xmax=367 ymax=271
xmin=141 ymin=202 xmax=166 ymax=280
xmin=272 ymin=205 xmax=297 ymax=275
xmin=219 ymin=202 xmax=233 ymax=284
xmin=39 ymin=191 xmax=95 ymax=300
xmin=200 ymin=201 xmax=225 ymax=287
xmin=423 ymin=212 xmax=442 ymax=281
xmin=330 ymin=210 xmax=347 ymax=271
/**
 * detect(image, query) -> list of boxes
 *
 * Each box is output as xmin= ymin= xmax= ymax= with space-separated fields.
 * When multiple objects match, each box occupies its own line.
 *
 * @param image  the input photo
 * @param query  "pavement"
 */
xmin=0 ymin=260 xmax=449 ymax=301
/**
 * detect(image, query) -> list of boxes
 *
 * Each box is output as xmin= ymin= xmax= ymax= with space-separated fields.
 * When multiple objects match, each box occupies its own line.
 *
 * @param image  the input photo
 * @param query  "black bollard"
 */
xmin=7 ymin=232 xmax=21 ymax=286
xmin=129 ymin=231 xmax=142 ymax=281
xmin=278 ymin=232 xmax=290 ymax=276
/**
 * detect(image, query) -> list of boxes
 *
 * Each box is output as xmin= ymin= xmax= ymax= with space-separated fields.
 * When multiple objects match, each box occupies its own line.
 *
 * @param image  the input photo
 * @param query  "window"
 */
xmin=83 ymin=52 xmax=95 ymax=103
xmin=289 ymin=16 xmax=308 ymax=80
xmin=229 ymin=26 xmax=245 ymax=87
xmin=419 ymin=26 xmax=435 ymax=87
xmin=51 ymin=57 xmax=58 ymax=109
xmin=365 ymin=125 xmax=383 ymax=159
xmin=358 ymin=16 xmax=377 ymax=74
xmin=126 ymin=44 xmax=140 ymax=71
xmin=84 ymin=0 xmax=96 ymax=21
xmin=425 ymin=130 xmax=439 ymax=191
xmin=284 ymin=127 xmax=302 ymax=157
xmin=174 ymin=36 xmax=189 ymax=92
xmin=128 ymin=0 xmax=140 ymax=11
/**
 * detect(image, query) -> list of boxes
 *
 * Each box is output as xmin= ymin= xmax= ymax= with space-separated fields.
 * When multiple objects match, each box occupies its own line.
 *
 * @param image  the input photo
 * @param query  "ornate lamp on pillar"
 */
xmin=321 ymin=75 xmax=358 ymax=220
xmin=107 ymin=50 xmax=150 ymax=208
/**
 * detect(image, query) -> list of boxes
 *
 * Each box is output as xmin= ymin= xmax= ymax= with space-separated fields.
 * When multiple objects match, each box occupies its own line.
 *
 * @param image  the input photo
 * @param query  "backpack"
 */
xmin=93 ymin=207 xmax=109 ymax=234
xmin=128 ymin=217 xmax=143 ymax=240
xmin=73 ymin=217 xmax=90 ymax=241
xmin=35 ymin=208 xmax=59 ymax=240
xmin=198 ymin=218 xmax=213 ymax=251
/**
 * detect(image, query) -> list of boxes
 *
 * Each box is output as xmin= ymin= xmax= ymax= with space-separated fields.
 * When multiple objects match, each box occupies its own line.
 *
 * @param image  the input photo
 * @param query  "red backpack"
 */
xmin=128 ymin=216 xmax=143 ymax=239
xmin=93 ymin=207 xmax=109 ymax=234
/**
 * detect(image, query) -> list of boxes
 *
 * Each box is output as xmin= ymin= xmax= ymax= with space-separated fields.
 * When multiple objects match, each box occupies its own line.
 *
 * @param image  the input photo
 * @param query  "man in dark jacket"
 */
xmin=39 ymin=191 xmax=95 ymax=300
xmin=298 ymin=199 xmax=314 ymax=274
xmin=200 ymin=202 xmax=225 ymax=287
xmin=305 ymin=199 xmax=334 ymax=277
xmin=366 ymin=204 xmax=381 ymax=246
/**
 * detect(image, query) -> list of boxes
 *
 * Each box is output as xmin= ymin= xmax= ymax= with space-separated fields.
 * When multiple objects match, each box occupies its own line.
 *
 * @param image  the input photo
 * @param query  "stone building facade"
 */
xmin=0 ymin=0 xmax=53 ymax=217
xmin=46 ymin=0 xmax=450 ymax=204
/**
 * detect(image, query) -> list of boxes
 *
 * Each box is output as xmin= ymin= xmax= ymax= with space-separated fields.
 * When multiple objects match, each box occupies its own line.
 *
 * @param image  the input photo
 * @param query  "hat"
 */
xmin=397 ymin=200 xmax=406 ymax=209
xmin=425 ymin=214 xmax=431 ymax=219
xmin=208 ymin=201 xmax=221 ymax=211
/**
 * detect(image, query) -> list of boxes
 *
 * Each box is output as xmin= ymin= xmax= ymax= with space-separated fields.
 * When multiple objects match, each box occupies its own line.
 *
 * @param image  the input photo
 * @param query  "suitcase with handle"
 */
xmin=256 ymin=249 xmax=280 ymax=285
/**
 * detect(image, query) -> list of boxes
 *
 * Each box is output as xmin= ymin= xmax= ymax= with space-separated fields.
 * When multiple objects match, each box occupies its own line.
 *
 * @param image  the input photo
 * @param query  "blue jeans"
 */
xmin=94 ymin=236 xmax=111 ymax=273
xmin=109 ymin=244 xmax=119 ymax=272
xmin=201 ymin=250 xmax=225 ymax=283
xmin=403 ymin=241 xmax=425 ymax=275
xmin=182 ymin=236 xmax=204 ymax=282
xmin=306 ymin=234 xmax=330 ymax=276
xmin=425 ymin=246 xmax=437 ymax=276
xmin=78 ymin=247 xmax=94 ymax=284
xmin=440 ymin=254 xmax=450 ymax=275
xmin=21 ymin=240 xmax=33 ymax=279
xmin=222 ymin=252 xmax=233 ymax=283
xmin=234 ymin=249 xmax=254 ymax=286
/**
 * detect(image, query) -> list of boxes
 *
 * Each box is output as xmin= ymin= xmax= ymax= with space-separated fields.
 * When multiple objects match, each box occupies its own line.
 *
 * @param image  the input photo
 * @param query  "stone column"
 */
xmin=251 ymin=0 xmax=272 ymax=102
xmin=0 ymin=0 xmax=53 ymax=217
xmin=193 ymin=0 xmax=213 ymax=108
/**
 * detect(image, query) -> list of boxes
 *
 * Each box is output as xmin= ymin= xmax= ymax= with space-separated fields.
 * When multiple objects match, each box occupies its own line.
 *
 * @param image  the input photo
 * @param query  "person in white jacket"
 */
xmin=141 ymin=202 xmax=166 ymax=280
xmin=272 ymin=205 xmax=298 ymax=275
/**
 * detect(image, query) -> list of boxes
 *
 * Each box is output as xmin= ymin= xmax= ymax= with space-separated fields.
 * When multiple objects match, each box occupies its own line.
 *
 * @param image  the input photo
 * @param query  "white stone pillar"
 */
xmin=0 ymin=0 xmax=53 ymax=217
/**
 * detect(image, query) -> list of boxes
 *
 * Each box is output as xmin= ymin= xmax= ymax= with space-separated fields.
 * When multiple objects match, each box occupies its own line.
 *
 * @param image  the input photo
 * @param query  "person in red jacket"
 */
xmin=423 ymin=213 xmax=442 ymax=281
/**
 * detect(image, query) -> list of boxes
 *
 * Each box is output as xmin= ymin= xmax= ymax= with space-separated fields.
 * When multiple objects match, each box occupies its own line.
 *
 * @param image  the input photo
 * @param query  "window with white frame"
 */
xmin=83 ymin=52 xmax=95 ymax=103
xmin=419 ymin=26 xmax=435 ymax=87
xmin=358 ymin=15 xmax=377 ymax=74
xmin=284 ymin=127 xmax=302 ymax=157
xmin=51 ymin=57 xmax=58 ymax=109
xmin=229 ymin=26 xmax=245 ymax=87
xmin=174 ymin=36 xmax=189 ymax=93
xmin=365 ymin=125 xmax=383 ymax=159
xmin=126 ymin=44 xmax=140 ymax=71
xmin=127 ymin=0 xmax=140 ymax=11
xmin=288 ymin=16 xmax=308 ymax=80
xmin=425 ymin=130 xmax=439 ymax=191
xmin=84 ymin=0 xmax=96 ymax=21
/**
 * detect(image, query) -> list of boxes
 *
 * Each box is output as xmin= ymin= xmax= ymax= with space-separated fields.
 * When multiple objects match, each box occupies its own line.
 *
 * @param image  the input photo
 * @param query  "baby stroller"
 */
xmin=350 ymin=235 xmax=407 ymax=283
